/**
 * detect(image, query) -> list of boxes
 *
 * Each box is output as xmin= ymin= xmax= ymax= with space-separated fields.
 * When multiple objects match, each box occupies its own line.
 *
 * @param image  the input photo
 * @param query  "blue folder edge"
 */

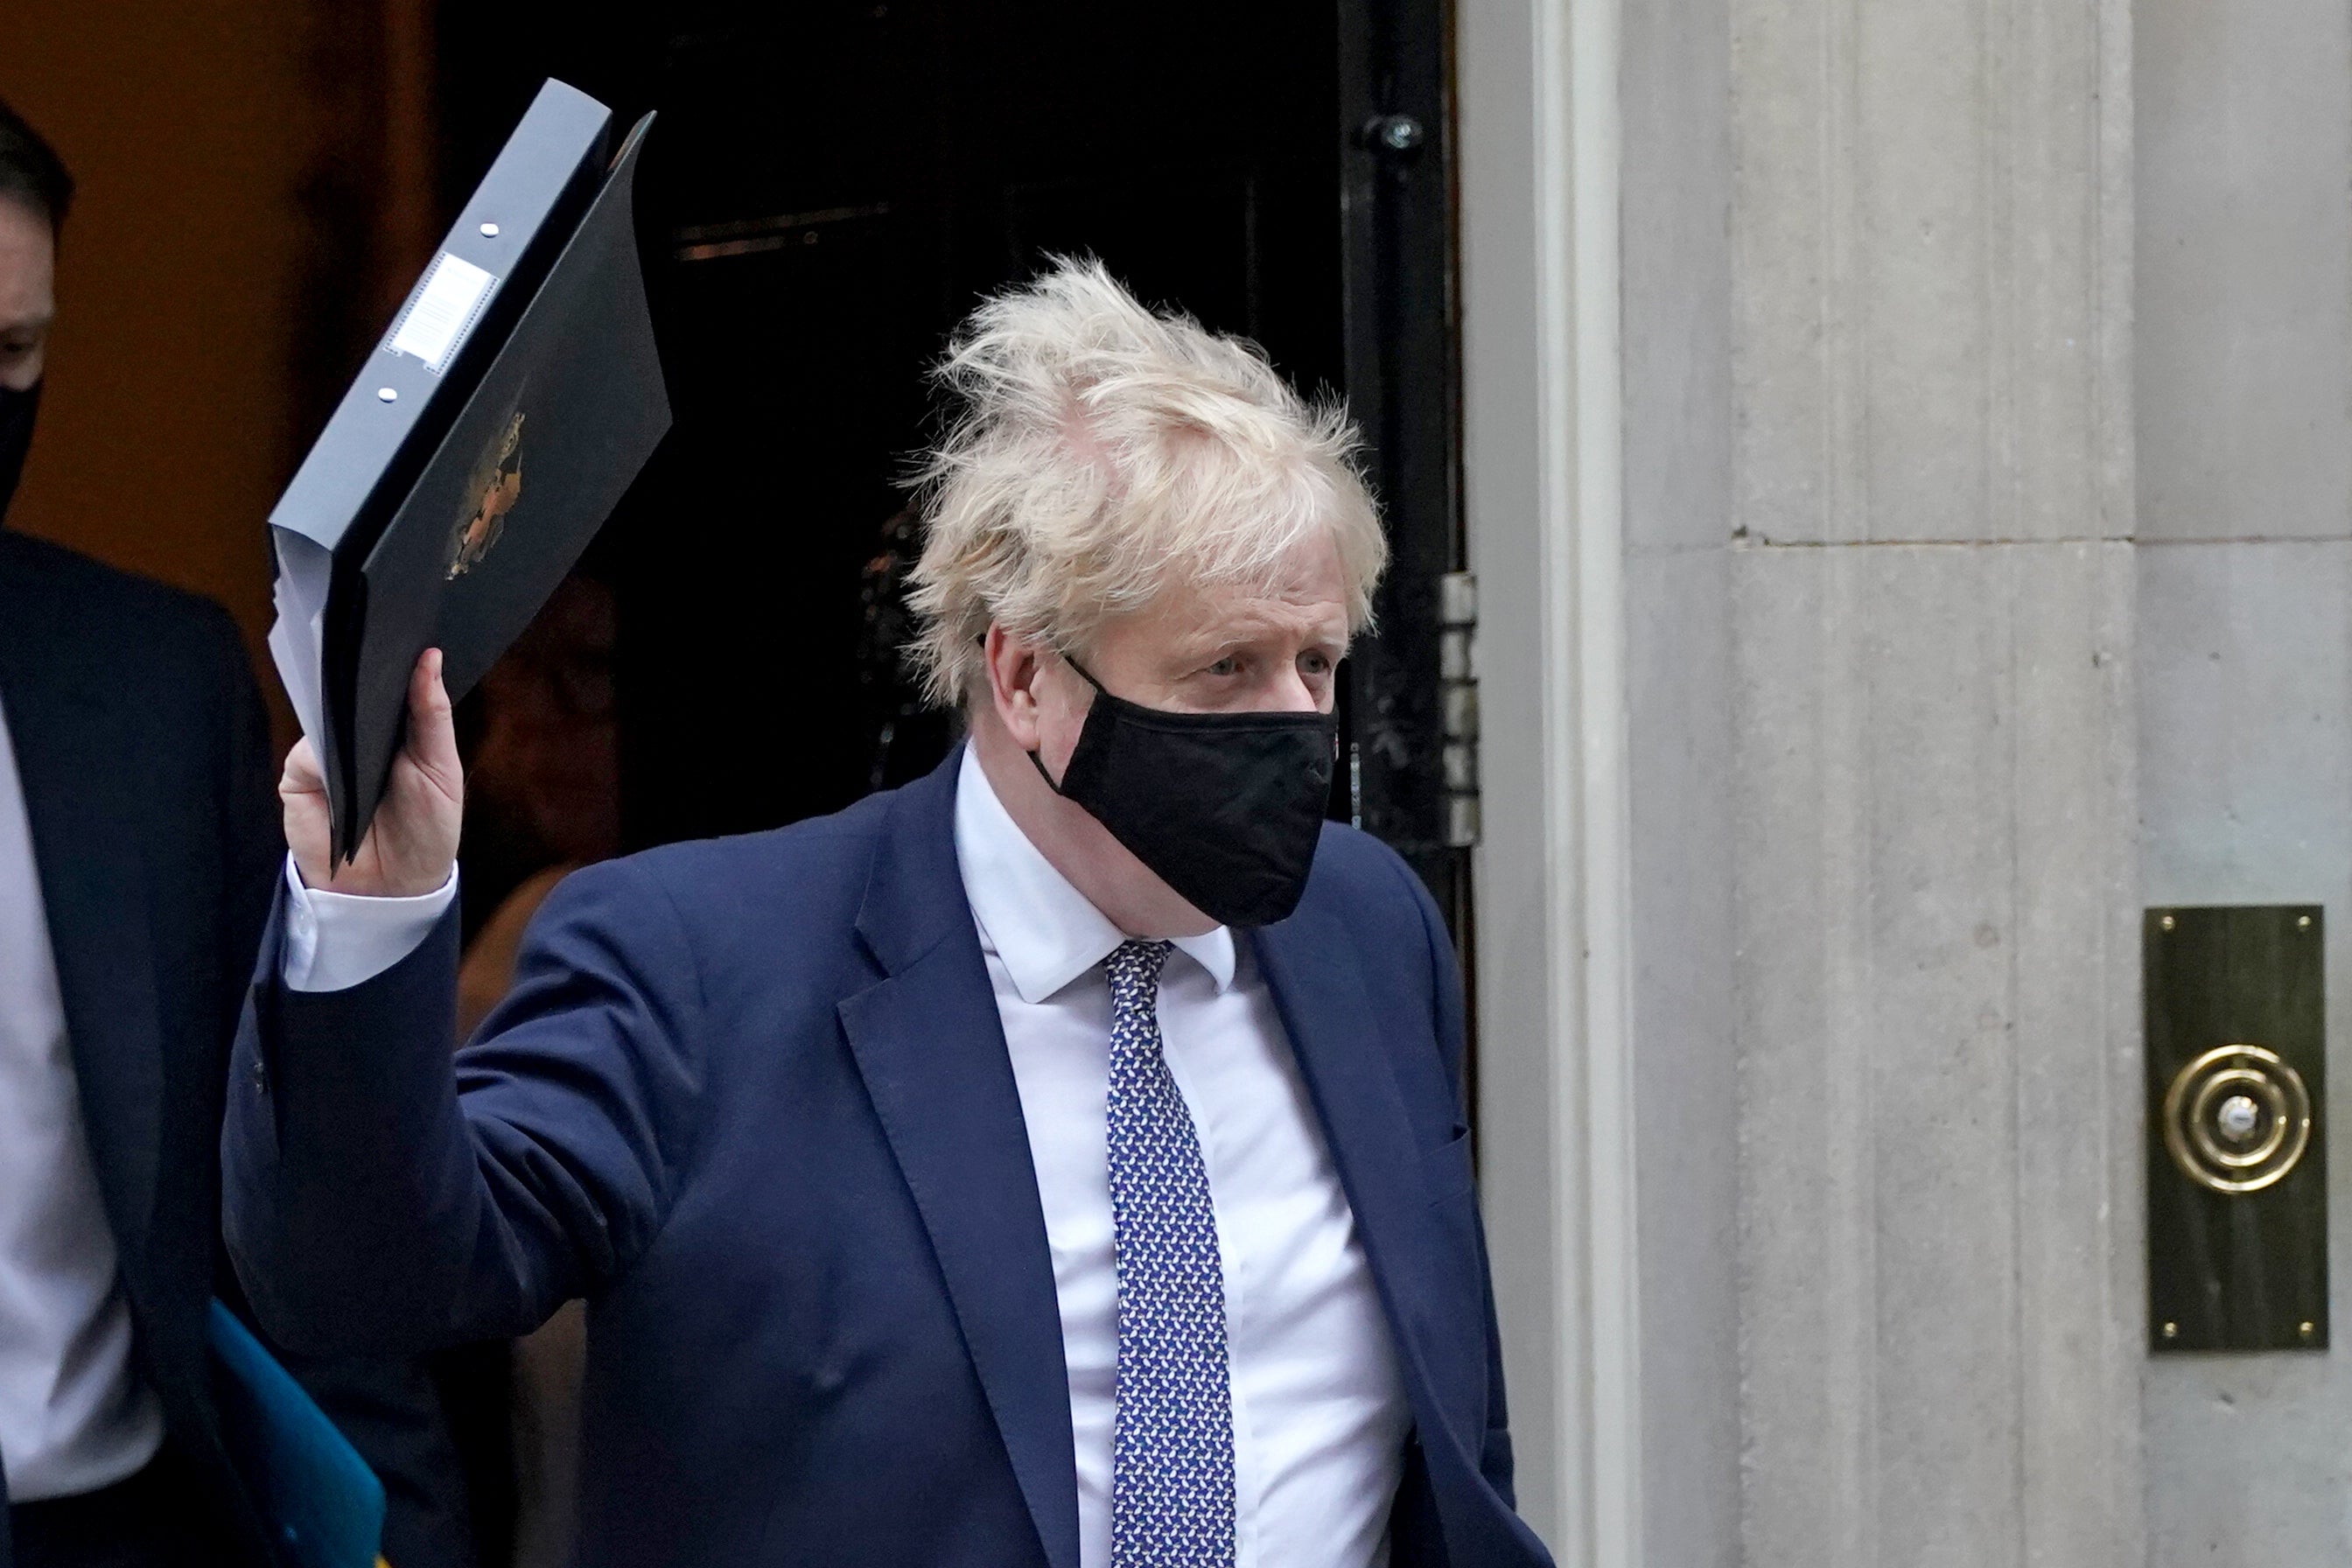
xmin=206 ymin=1300 xmax=388 ymax=1568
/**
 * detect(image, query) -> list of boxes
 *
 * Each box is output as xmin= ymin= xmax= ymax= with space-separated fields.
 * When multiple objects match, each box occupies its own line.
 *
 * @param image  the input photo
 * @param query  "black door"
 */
xmin=431 ymin=0 xmax=1463 ymax=927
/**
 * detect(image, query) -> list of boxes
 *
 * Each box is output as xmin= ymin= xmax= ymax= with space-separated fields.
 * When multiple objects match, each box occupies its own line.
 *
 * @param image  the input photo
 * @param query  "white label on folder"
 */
xmin=386 ymin=252 xmax=497 ymax=374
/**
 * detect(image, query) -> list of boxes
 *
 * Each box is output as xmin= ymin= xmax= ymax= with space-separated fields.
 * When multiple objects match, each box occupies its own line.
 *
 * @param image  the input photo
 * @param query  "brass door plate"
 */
xmin=2146 ymin=906 xmax=2327 ymax=1353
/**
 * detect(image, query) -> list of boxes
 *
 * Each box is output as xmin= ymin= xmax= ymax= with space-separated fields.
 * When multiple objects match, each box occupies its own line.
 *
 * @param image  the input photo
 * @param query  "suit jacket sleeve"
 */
xmin=224 ymin=853 xmax=707 ymax=1360
xmin=197 ymin=612 xmax=479 ymax=1568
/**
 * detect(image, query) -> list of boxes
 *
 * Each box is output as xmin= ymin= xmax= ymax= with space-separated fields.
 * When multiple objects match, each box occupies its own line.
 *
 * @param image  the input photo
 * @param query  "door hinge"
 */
xmin=1438 ymin=570 xmax=1479 ymax=847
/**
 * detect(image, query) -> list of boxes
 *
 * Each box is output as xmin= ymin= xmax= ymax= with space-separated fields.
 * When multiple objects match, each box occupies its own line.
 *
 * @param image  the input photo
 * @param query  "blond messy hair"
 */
xmin=905 ymin=257 xmax=1387 ymax=709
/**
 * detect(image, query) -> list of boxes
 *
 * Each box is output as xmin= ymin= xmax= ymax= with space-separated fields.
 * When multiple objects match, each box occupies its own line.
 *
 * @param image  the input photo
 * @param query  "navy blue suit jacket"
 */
xmin=225 ymin=750 xmax=1553 ymax=1567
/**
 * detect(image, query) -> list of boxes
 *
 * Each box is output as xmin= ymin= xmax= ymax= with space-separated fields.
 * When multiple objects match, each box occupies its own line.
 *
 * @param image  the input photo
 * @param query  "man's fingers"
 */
xmin=280 ymin=736 xmax=326 ymax=795
xmin=408 ymin=648 xmax=464 ymax=797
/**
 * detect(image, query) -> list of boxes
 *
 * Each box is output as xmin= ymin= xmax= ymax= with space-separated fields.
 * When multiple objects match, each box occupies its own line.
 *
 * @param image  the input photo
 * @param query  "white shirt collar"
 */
xmin=954 ymin=746 xmax=1236 ymax=1004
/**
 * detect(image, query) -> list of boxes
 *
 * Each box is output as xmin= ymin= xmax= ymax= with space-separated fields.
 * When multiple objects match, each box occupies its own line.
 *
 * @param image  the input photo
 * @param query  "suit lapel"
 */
xmin=1253 ymin=900 xmax=1468 ymax=1446
xmin=0 ymin=540 xmax=164 ymax=1278
xmin=837 ymin=753 xmax=1078 ymax=1568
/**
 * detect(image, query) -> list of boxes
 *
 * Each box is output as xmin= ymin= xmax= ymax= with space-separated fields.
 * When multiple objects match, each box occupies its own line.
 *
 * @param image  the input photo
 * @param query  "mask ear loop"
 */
xmin=1026 ymin=646 xmax=1103 ymax=794
xmin=1028 ymin=747 xmax=1066 ymax=794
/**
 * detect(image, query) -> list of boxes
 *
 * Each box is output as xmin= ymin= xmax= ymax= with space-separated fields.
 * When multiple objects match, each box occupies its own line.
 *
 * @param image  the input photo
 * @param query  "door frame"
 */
xmin=1337 ymin=0 xmax=1471 ymax=930
xmin=1456 ymin=0 xmax=1642 ymax=1558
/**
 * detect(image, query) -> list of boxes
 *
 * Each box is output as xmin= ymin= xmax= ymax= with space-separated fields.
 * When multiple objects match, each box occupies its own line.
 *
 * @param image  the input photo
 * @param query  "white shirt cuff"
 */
xmin=281 ymin=854 xmax=459 ymax=993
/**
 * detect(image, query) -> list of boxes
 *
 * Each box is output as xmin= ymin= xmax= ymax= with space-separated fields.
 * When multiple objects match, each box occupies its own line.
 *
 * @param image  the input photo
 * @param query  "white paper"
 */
xmin=266 ymin=528 xmax=332 ymax=748
xmin=386 ymin=252 xmax=497 ymax=374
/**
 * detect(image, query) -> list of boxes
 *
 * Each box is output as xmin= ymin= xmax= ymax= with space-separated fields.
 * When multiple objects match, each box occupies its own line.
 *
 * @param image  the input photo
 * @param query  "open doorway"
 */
xmin=368 ymin=8 xmax=1460 ymax=1561
xmin=430 ymin=0 xmax=1463 ymax=918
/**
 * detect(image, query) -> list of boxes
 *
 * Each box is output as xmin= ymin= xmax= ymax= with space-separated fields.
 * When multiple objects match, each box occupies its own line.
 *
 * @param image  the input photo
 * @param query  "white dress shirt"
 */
xmin=289 ymin=748 xmax=1410 ymax=1564
xmin=281 ymin=856 xmax=463 ymax=993
xmin=952 ymin=749 xmax=1410 ymax=1568
xmin=0 ymin=694 xmax=164 ymax=1501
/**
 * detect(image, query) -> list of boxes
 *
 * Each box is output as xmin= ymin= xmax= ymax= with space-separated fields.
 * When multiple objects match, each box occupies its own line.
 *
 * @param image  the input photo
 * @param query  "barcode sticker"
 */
xmin=386 ymin=253 xmax=497 ymax=374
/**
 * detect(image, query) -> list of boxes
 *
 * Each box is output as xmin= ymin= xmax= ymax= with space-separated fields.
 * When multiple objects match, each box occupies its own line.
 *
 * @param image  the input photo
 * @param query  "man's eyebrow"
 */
xmin=0 ymin=310 xmax=54 ymax=335
xmin=1172 ymin=623 xmax=1354 ymax=664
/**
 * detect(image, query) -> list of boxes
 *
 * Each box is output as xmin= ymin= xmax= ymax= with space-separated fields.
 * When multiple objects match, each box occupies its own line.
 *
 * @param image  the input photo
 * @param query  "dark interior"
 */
xmin=434 ymin=0 xmax=1349 ymax=854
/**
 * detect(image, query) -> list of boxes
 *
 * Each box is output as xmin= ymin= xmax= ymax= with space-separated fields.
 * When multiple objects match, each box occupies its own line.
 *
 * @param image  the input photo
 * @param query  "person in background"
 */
xmin=0 ymin=96 xmax=464 ymax=1568
xmin=225 ymin=260 xmax=1552 ymax=1566
xmin=455 ymin=571 xmax=621 ymax=1041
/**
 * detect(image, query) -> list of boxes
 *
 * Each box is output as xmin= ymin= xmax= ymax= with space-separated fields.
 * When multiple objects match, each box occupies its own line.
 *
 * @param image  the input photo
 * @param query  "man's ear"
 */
xmin=984 ymin=625 xmax=1047 ymax=752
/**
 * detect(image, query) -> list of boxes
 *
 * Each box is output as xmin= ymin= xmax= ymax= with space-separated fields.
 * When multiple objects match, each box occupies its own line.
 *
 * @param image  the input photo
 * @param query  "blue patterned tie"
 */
xmin=1104 ymin=939 xmax=1236 ymax=1567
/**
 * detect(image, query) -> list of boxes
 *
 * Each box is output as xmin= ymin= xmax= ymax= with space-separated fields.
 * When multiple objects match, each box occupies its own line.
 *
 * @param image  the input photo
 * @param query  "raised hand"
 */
xmin=282 ymin=648 xmax=464 ymax=898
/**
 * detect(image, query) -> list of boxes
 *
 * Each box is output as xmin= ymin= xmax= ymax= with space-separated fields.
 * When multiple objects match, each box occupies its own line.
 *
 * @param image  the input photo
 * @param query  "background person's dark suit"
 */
xmin=223 ymin=748 xmax=1553 ymax=1567
xmin=0 ymin=529 xmax=466 ymax=1568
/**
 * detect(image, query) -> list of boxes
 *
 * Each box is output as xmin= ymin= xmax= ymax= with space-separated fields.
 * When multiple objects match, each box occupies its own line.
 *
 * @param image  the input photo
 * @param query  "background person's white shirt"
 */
xmin=0 ymin=694 xmax=164 ymax=1501
xmin=287 ymin=747 xmax=1410 ymax=1566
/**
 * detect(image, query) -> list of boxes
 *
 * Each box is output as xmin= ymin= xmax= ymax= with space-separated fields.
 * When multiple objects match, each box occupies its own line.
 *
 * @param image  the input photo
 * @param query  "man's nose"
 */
xmin=1265 ymin=663 xmax=1321 ymax=713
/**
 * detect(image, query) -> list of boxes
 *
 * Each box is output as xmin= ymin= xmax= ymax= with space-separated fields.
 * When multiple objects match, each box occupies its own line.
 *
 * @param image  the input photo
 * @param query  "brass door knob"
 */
xmin=2161 ymin=1044 xmax=2313 ymax=1194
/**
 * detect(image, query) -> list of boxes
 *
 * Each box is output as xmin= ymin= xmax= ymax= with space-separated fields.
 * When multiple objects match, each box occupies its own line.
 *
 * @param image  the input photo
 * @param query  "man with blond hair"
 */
xmin=224 ymin=261 xmax=1552 ymax=1568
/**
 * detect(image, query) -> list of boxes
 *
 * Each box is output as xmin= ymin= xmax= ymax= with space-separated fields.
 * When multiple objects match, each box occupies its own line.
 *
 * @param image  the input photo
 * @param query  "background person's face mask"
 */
xmin=0 ymin=381 xmax=38 ymax=523
xmin=1031 ymin=655 xmax=1337 ymax=928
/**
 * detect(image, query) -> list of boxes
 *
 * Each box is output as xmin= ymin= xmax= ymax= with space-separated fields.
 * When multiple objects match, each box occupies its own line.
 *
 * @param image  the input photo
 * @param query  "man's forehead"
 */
xmin=1156 ymin=582 xmax=1352 ymax=653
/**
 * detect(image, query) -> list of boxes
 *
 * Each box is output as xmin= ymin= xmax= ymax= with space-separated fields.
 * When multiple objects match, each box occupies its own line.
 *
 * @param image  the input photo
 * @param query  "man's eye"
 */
xmin=1299 ymin=651 xmax=1334 ymax=677
xmin=1206 ymin=655 xmax=1242 ymax=677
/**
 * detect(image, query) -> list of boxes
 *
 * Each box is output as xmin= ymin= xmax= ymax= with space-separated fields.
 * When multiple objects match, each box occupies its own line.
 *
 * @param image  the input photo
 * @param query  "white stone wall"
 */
xmin=1731 ymin=546 xmax=2139 ymax=1566
xmin=2137 ymin=0 xmax=2352 ymax=1556
xmin=1625 ymin=0 xmax=1740 ymax=1557
xmin=1727 ymin=0 xmax=2144 ymax=1561
xmin=1465 ymin=0 xmax=2352 ymax=1554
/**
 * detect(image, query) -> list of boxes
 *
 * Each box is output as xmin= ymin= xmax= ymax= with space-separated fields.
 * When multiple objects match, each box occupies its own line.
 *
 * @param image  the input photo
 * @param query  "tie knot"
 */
xmin=1106 ymin=938 xmax=1175 ymax=1003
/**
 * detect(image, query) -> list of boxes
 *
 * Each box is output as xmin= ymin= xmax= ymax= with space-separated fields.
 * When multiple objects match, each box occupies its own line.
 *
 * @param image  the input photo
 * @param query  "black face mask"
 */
xmin=1031 ymin=657 xmax=1337 ymax=928
xmin=0 ymin=381 xmax=36 ymax=523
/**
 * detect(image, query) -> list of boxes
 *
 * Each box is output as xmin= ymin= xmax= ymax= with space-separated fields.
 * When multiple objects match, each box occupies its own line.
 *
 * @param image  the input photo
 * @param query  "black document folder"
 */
xmin=268 ymin=79 xmax=670 ymax=863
